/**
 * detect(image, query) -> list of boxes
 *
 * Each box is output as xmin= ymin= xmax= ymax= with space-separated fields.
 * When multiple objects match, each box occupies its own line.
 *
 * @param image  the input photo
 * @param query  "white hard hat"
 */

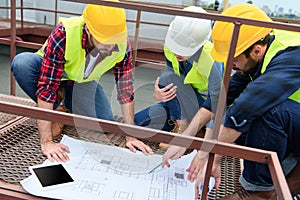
xmin=165 ymin=6 xmax=212 ymax=57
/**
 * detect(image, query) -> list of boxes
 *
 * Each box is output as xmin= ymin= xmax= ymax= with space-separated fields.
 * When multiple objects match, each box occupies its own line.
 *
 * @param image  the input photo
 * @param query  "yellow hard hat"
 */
xmin=211 ymin=3 xmax=272 ymax=62
xmin=83 ymin=2 xmax=127 ymax=44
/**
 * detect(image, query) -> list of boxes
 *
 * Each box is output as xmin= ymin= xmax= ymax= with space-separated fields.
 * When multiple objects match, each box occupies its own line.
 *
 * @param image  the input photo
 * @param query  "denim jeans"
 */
xmin=236 ymin=99 xmax=300 ymax=191
xmin=134 ymin=70 xmax=205 ymax=131
xmin=11 ymin=52 xmax=114 ymax=121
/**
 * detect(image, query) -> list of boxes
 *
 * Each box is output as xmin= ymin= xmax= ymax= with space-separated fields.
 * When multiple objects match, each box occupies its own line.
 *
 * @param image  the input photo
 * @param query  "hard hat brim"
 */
xmin=165 ymin=30 xmax=206 ymax=57
xmin=91 ymin=28 xmax=127 ymax=44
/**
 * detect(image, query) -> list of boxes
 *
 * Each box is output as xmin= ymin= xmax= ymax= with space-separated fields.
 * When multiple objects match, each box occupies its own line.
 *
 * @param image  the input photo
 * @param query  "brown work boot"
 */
xmin=220 ymin=187 xmax=277 ymax=200
xmin=196 ymin=127 xmax=206 ymax=138
xmin=159 ymin=120 xmax=188 ymax=149
xmin=286 ymin=161 xmax=300 ymax=195
xmin=52 ymin=105 xmax=68 ymax=139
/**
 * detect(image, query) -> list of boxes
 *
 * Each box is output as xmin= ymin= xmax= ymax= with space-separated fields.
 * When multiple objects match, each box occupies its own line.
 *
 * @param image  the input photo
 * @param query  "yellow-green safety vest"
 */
xmin=36 ymin=16 xmax=127 ymax=83
xmin=261 ymin=29 xmax=300 ymax=103
xmin=164 ymin=41 xmax=215 ymax=93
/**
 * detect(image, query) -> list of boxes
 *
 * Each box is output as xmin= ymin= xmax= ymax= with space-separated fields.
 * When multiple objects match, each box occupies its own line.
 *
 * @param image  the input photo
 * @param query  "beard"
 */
xmin=243 ymin=56 xmax=260 ymax=76
xmin=98 ymin=49 xmax=113 ymax=57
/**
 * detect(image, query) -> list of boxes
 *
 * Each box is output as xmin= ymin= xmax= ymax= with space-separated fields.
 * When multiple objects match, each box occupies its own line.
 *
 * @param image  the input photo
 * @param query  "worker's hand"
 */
xmin=162 ymin=145 xmax=186 ymax=168
xmin=186 ymin=151 xmax=209 ymax=182
xmin=186 ymin=151 xmax=221 ymax=199
xmin=125 ymin=136 xmax=153 ymax=155
xmin=41 ymin=141 xmax=70 ymax=162
xmin=153 ymin=77 xmax=177 ymax=102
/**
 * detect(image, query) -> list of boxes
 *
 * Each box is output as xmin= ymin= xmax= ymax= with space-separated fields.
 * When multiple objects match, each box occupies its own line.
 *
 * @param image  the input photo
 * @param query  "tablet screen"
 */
xmin=31 ymin=164 xmax=74 ymax=187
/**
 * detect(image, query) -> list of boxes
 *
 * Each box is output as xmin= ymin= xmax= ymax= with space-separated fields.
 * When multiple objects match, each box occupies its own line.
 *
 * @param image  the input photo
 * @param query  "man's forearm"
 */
xmin=37 ymin=98 xmax=54 ymax=144
xmin=183 ymin=107 xmax=213 ymax=136
xmin=121 ymin=101 xmax=134 ymax=125
xmin=218 ymin=125 xmax=241 ymax=144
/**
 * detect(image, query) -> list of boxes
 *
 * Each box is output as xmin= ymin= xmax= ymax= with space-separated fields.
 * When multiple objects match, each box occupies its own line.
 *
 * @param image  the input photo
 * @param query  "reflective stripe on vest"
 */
xmin=261 ymin=29 xmax=300 ymax=103
xmin=164 ymin=41 xmax=215 ymax=93
xmin=36 ymin=16 xmax=127 ymax=83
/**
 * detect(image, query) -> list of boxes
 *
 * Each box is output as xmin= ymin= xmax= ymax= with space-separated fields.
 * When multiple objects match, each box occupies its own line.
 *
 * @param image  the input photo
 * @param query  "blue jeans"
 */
xmin=236 ymin=99 xmax=300 ymax=191
xmin=134 ymin=71 xmax=205 ymax=131
xmin=11 ymin=52 xmax=114 ymax=121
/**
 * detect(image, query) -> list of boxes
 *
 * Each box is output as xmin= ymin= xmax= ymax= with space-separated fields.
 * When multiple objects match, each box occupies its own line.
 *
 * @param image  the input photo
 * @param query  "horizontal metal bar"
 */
xmin=64 ymin=0 xmax=300 ymax=32
xmin=16 ymin=40 xmax=42 ymax=49
xmin=0 ymin=100 xmax=273 ymax=164
xmin=0 ymin=38 xmax=10 ymax=45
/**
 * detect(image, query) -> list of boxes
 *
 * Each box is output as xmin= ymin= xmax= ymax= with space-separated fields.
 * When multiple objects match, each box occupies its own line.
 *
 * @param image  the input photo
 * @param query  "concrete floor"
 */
xmin=0 ymin=45 xmax=33 ymax=97
xmin=0 ymin=44 xmax=162 ymax=115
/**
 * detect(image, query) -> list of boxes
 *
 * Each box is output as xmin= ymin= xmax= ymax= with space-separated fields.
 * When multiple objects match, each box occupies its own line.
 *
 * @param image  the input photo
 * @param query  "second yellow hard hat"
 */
xmin=211 ymin=3 xmax=272 ymax=62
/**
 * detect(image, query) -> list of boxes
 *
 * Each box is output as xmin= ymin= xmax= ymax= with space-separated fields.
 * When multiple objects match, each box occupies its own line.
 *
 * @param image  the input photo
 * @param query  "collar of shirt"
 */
xmin=82 ymin=24 xmax=88 ymax=51
xmin=179 ymin=47 xmax=203 ymax=76
xmin=187 ymin=46 xmax=203 ymax=64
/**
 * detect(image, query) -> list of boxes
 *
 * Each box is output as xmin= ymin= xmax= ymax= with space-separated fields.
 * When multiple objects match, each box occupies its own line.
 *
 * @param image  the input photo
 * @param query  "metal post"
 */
xmin=10 ymin=0 xmax=16 ymax=96
xmin=132 ymin=10 xmax=141 ymax=68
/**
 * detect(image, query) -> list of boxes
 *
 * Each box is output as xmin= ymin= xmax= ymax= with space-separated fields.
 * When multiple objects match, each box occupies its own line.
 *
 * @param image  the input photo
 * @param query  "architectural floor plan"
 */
xmin=21 ymin=135 xmax=210 ymax=200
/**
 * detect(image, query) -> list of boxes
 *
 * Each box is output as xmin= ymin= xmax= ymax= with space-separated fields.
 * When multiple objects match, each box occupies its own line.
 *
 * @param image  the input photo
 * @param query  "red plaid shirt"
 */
xmin=36 ymin=22 xmax=134 ymax=104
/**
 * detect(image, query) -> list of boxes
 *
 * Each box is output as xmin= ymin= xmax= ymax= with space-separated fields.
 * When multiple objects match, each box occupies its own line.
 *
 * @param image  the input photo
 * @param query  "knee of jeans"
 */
xmin=11 ymin=53 xmax=27 ymax=75
xmin=11 ymin=54 xmax=21 ymax=73
xmin=159 ymin=71 xmax=180 ymax=86
xmin=134 ymin=113 xmax=149 ymax=126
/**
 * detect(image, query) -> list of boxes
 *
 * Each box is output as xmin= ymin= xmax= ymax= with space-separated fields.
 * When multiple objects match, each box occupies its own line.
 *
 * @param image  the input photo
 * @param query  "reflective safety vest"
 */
xmin=36 ymin=16 xmax=127 ymax=83
xmin=261 ymin=29 xmax=300 ymax=103
xmin=164 ymin=41 xmax=215 ymax=93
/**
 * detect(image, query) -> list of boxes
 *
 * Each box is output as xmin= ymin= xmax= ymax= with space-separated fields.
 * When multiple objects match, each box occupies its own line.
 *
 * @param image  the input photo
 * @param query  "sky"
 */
xmin=209 ymin=0 xmax=300 ymax=13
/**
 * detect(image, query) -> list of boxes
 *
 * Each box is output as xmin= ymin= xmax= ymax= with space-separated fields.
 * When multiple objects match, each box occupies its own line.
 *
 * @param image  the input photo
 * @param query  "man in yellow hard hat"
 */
xmin=163 ymin=3 xmax=300 ymax=199
xmin=11 ymin=2 xmax=153 ymax=162
xmin=134 ymin=6 xmax=224 ymax=149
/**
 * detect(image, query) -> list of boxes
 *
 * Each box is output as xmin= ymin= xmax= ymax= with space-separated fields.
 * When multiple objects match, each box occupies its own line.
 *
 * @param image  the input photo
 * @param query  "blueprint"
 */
xmin=21 ymin=135 xmax=213 ymax=200
xmin=62 ymin=135 xmax=163 ymax=175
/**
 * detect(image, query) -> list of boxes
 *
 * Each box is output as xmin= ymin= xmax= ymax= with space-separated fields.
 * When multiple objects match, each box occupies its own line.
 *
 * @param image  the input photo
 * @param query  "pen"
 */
xmin=148 ymin=162 xmax=162 ymax=174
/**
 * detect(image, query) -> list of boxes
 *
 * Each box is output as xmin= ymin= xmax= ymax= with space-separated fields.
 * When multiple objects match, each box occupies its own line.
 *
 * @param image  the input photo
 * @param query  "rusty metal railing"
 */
xmin=3 ymin=0 xmax=300 ymax=199
xmin=4 ymin=0 xmax=175 ymax=95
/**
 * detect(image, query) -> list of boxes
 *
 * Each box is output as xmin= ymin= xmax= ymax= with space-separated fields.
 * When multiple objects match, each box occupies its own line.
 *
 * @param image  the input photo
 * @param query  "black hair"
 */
xmin=242 ymin=34 xmax=271 ymax=58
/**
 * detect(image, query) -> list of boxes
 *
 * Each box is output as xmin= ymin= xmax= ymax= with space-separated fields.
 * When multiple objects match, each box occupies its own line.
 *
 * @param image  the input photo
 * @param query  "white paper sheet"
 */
xmin=21 ymin=135 xmax=213 ymax=200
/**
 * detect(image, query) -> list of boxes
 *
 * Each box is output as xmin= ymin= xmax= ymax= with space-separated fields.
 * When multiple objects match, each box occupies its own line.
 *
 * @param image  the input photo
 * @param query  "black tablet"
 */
xmin=29 ymin=164 xmax=75 ymax=190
